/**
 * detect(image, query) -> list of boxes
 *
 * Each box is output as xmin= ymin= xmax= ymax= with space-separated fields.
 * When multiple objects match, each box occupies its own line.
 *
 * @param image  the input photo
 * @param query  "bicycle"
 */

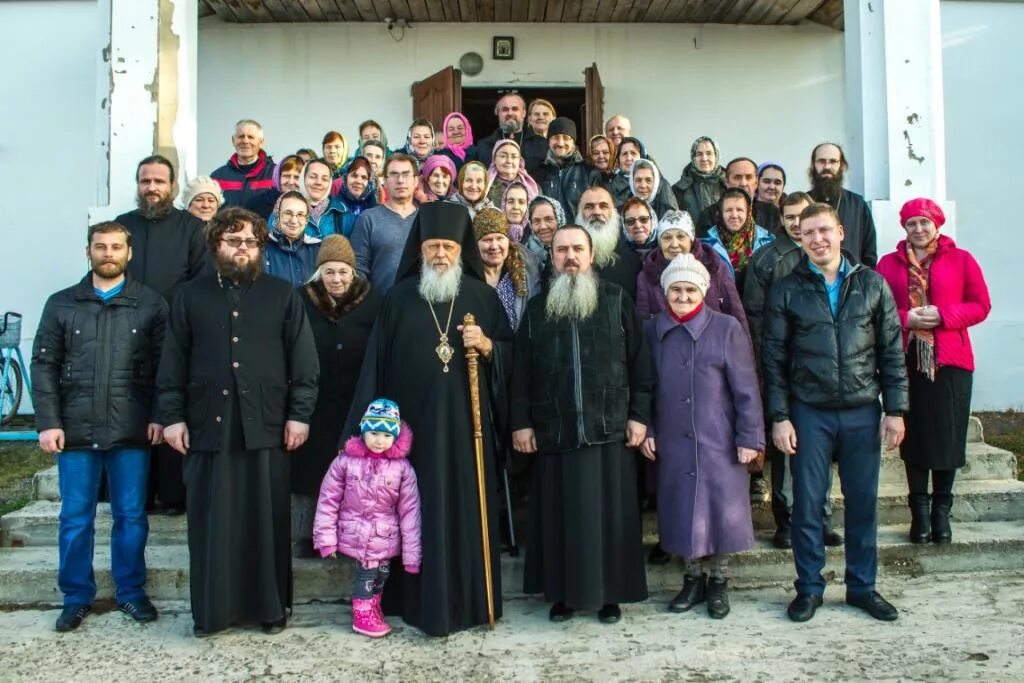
xmin=1 ymin=312 xmax=31 ymax=425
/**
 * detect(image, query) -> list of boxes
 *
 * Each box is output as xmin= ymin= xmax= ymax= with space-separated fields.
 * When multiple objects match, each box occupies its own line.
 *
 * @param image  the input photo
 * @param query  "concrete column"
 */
xmin=90 ymin=0 xmax=199 ymax=223
xmin=844 ymin=0 xmax=954 ymax=247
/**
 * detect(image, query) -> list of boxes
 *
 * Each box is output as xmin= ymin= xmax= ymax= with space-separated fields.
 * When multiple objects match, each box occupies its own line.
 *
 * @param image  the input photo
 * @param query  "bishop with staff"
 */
xmin=344 ymin=201 xmax=512 ymax=637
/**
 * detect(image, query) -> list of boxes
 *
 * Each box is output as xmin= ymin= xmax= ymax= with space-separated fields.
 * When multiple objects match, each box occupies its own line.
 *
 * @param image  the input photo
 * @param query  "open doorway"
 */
xmin=461 ymin=87 xmax=586 ymax=142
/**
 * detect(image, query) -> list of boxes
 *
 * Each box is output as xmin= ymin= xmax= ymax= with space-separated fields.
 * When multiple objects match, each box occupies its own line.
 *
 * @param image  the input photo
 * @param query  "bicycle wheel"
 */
xmin=0 ymin=359 xmax=23 ymax=425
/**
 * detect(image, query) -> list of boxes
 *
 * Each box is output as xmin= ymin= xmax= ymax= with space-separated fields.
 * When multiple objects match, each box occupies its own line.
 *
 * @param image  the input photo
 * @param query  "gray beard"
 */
xmin=418 ymin=259 xmax=463 ymax=304
xmin=577 ymin=213 xmax=621 ymax=268
xmin=500 ymin=119 xmax=523 ymax=135
xmin=545 ymin=270 xmax=599 ymax=321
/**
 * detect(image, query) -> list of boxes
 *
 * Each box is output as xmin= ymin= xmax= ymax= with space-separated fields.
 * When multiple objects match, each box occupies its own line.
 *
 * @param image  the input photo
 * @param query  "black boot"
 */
xmin=668 ymin=573 xmax=706 ymax=613
xmin=908 ymin=493 xmax=931 ymax=544
xmin=931 ymin=493 xmax=953 ymax=544
xmin=706 ymin=577 xmax=730 ymax=619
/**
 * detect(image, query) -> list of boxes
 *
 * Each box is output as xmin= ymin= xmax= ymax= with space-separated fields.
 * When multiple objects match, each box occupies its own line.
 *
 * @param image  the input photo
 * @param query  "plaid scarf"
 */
xmin=907 ymin=239 xmax=939 ymax=381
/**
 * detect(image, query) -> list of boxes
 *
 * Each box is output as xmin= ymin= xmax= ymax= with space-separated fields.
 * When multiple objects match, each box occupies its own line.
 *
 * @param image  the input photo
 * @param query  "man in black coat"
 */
xmin=468 ymin=92 xmax=547 ymax=179
xmin=116 ymin=154 xmax=211 ymax=513
xmin=762 ymin=203 xmax=908 ymax=624
xmin=696 ymin=157 xmax=781 ymax=238
xmin=32 ymin=221 xmax=167 ymax=632
xmin=158 ymin=207 xmax=319 ymax=637
xmin=534 ymin=117 xmax=593 ymax=218
xmin=576 ymin=186 xmax=641 ymax=300
xmin=807 ymin=142 xmax=878 ymax=266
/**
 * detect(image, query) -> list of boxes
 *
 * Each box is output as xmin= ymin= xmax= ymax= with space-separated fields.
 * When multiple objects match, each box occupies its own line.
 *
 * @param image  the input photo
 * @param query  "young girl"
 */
xmin=313 ymin=399 xmax=421 ymax=638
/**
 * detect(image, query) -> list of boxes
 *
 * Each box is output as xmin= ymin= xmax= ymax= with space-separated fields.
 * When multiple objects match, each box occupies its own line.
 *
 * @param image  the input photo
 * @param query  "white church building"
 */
xmin=1 ymin=0 xmax=1021 ymax=409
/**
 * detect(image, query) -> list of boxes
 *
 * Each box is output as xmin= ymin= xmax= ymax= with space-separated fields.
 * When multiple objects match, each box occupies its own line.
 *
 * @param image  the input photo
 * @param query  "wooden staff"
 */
xmin=463 ymin=312 xmax=495 ymax=629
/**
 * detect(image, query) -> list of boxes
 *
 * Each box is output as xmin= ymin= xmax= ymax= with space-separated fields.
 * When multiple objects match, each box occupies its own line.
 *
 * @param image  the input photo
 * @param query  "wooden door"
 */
xmin=412 ymin=66 xmax=463 ymax=134
xmin=584 ymin=63 xmax=604 ymax=143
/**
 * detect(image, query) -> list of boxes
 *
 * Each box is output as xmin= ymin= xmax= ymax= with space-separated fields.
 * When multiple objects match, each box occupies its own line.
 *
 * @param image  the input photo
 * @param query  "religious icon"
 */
xmin=493 ymin=36 xmax=515 ymax=60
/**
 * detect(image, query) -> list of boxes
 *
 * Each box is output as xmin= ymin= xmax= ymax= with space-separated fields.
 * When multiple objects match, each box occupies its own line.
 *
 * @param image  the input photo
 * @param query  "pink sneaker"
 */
xmin=352 ymin=597 xmax=391 ymax=638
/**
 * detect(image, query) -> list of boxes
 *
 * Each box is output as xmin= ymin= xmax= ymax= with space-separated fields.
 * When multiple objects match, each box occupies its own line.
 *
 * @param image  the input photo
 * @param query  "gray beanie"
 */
xmin=182 ymin=176 xmax=224 ymax=210
xmin=661 ymin=253 xmax=710 ymax=297
xmin=657 ymin=209 xmax=696 ymax=241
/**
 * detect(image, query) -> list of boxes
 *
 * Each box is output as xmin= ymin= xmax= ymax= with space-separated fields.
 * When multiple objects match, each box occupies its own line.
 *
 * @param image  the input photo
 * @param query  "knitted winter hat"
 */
xmin=473 ymin=207 xmax=510 ymax=241
xmin=657 ymin=209 xmax=696 ymax=241
xmin=547 ymin=117 xmax=577 ymax=141
xmin=661 ymin=253 xmax=710 ymax=297
xmin=360 ymin=398 xmax=401 ymax=437
xmin=182 ymin=176 xmax=224 ymax=210
xmin=899 ymin=197 xmax=946 ymax=229
xmin=316 ymin=234 xmax=356 ymax=269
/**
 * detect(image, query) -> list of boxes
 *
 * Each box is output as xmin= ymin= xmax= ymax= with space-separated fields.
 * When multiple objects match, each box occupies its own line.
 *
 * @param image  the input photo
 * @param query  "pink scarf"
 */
xmin=442 ymin=112 xmax=474 ymax=161
xmin=487 ymin=139 xmax=540 ymax=200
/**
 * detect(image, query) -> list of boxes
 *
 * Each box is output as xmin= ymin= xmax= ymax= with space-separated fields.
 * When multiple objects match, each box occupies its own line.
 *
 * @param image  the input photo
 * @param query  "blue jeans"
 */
xmin=790 ymin=400 xmax=881 ymax=598
xmin=57 ymin=448 xmax=149 ymax=606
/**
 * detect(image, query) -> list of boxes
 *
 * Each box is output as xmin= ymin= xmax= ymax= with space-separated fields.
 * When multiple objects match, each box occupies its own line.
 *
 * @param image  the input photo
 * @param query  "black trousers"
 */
xmin=905 ymin=465 xmax=956 ymax=496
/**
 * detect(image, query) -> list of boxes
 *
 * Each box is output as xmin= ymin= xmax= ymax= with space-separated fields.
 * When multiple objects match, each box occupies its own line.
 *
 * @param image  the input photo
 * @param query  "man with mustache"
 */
xmin=512 ymin=224 xmax=654 ymax=625
xmin=344 ymin=201 xmax=513 ymax=637
xmin=807 ymin=142 xmax=878 ymax=267
xmin=576 ymin=186 xmax=642 ymax=299
xmin=32 ymin=221 xmax=167 ymax=632
xmin=469 ymin=92 xmax=547 ymax=178
xmin=115 ymin=154 xmax=211 ymax=515
xmin=157 ymin=207 xmax=319 ymax=637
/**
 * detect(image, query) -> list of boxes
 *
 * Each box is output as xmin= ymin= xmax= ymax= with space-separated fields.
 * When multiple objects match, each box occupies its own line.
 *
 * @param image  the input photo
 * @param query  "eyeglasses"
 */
xmin=281 ymin=211 xmax=308 ymax=222
xmin=221 ymin=237 xmax=261 ymax=249
xmin=625 ymin=216 xmax=651 ymax=227
xmin=387 ymin=171 xmax=415 ymax=180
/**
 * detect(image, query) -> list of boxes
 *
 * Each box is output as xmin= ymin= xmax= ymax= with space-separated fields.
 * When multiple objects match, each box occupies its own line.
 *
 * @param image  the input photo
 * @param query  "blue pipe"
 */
xmin=0 ymin=431 xmax=38 ymax=441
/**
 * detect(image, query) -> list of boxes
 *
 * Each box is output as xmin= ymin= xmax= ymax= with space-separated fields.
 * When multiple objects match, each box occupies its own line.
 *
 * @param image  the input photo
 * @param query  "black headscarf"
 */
xmin=394 ymin=201 xmax=487 ymax=283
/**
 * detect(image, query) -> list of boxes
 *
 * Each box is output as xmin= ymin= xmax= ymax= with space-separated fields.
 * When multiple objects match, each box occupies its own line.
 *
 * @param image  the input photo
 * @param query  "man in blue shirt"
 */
xmin=761 ymin=203 xmax=908 ymax=623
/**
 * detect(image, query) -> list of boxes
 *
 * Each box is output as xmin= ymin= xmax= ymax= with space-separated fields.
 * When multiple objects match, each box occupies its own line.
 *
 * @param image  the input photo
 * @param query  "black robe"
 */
xmin=595 ymin=239 xmax=642 ymax=301
xmin=511 ymin=283 xmax=653 ymax=610
xmin=344 ymin=275 xmax=513 ymax=637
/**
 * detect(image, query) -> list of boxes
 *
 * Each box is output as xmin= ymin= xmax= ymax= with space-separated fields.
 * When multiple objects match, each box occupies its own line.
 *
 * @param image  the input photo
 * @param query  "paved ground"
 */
xmin=2 ymin=571 xmax=1023 ymax=682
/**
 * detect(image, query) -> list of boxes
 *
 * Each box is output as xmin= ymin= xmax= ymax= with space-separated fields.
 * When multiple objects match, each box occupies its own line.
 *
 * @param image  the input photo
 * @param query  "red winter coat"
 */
xmin=876 ymin=235 xmax=991 ymax=372
xmin=312 ymin=423 xmax=422 ymax=571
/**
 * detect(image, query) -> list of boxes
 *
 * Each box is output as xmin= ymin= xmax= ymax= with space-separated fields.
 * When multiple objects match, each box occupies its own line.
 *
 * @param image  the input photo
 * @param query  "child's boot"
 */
xmin=352 ymin=597 xmax=390 ymax=638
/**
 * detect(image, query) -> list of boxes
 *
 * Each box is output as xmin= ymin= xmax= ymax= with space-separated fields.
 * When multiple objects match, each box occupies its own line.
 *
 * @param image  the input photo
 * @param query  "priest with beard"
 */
xmin=575 ymin=186 xmax=642 ymax=299
xmin=344 ymin=201 xmax=513 ymax=637
xmin=157 ymin=207 xmax=319 ymax=637
xmin=807 ymin=142 xmax=878 ymax=267
xmin=511 ymin=224 xmax=654 ymax=624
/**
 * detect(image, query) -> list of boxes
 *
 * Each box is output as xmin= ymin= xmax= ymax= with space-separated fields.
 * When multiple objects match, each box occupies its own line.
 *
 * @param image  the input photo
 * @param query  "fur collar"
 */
xmin=343 ymin=422 xmax=413 ymax=460
xmin=305 ymin=276 xmax=371 ymax=322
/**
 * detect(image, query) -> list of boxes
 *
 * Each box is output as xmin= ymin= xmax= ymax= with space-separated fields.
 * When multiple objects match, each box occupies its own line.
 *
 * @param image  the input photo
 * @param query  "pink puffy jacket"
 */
xmin=312 ymin=423 xmax=422 ymax=571
xmin=877 ymin=235 xmax=991 ymax=372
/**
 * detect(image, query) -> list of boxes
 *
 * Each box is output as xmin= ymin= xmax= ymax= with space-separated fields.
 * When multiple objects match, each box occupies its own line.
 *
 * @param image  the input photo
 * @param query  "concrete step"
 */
xmin=2 ymin=520 xmax=1021 ymax=606
xmin=7 ymin=478 xmax=1024 ymax=549
xmin=0 ymin=501 xmax=188 ymax=547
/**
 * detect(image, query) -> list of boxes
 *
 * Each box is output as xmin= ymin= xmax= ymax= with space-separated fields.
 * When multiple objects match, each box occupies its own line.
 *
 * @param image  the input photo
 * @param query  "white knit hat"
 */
xmin=661 ymin=253 xmax=710 ymax=297
xmin=181 ymin=176 xmax=224 ymax=210
xmin=657 ymin=209 xmax=695 ymax=241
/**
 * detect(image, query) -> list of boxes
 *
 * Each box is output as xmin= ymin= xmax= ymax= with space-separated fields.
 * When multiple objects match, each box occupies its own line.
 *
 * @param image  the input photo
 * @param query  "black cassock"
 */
xmin=346 ymin=275 xmax=512 ymax=637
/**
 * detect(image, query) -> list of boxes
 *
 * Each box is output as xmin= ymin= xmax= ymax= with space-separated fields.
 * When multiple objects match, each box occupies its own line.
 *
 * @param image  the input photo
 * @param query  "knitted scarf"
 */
xmin=907 ymin=239 xmax=939 ymax=381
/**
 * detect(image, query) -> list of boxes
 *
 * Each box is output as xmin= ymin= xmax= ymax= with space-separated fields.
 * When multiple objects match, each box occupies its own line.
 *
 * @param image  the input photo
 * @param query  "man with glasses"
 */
xmin=807 ymin=142 xmax=878 ymax=267
xmin=158 ymin=207 xmax=319 ymax=637
xmin=263 ymin=191 xmax=321 ymax=287
xmin=350 ymin=153 xmax=420 ymax=293
xmin=116 ymin=154 xmax=211 ymax=515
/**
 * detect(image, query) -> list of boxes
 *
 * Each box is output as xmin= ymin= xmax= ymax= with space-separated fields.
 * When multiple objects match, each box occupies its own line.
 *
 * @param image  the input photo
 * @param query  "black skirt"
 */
xmin=901 ymin=344 xmax=973 ymax=470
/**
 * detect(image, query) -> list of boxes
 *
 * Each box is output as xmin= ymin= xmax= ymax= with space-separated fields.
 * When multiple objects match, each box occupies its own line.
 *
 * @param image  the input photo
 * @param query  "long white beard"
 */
xmin=545 ymin=270 xmax=599 ymax=321
xmin=418 ymin=258 xmax=463 ymax=304
xmin=578 ymin=213 xmax=621 ymax=268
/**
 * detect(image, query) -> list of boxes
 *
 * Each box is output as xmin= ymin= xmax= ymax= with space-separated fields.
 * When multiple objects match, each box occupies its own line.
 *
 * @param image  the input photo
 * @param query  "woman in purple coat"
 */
xmin=635 ymin=209 xmax=748 ymax=334
xmin=642 ymin=254 xmax=764 ymax=619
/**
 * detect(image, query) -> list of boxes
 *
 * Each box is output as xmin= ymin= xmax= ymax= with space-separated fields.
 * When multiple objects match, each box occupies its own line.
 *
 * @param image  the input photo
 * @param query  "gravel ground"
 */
xmin=2 ymin=571 xmax=1023 ymax=682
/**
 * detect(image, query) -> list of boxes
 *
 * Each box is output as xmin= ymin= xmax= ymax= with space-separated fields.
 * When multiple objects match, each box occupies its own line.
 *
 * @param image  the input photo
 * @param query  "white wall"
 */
xmin=941 ymin=1 xmax=1024 ymax=409
xmin=197 ymin=20 xmax=845 ymax=187
xmin=0 ymin=1 xmax=100 ymax=412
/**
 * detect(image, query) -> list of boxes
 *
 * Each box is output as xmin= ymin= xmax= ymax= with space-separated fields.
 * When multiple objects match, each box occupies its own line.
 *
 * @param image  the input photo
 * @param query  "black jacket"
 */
xmin=761 ymin=255 xmax=909 ymax=423
xmin=510 ymin=280 xmax=654 ymax=453
xmin=31 ymin=275 xmax=168 ymax=450
xmin=671 ymin=164 xmax=726 ymax=222
xmin=536 ymin=154 xmax=593 ymax=218
xmin=468 ymin=127 xmax=548 ymax=179
xmin=742 ymin=236 xmax=804 ymax=361
xmin=808 ymin=188 xmax=878 ymax=267
xmin=115 ymin=208 xmax=212 ymax=302
xmin=156 ymin=273 xmax=319 ymax=452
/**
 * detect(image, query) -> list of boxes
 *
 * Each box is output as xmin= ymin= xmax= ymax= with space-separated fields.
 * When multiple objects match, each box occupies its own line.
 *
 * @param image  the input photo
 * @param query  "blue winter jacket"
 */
xmin=263 ymin=231 xmax=322 ymax=288
xmin=702 ymin=225 xmax=775 ymax=279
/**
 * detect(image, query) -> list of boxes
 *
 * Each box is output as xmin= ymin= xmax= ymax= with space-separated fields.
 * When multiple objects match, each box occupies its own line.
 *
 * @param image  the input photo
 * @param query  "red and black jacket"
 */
xmin=211 ymin=149 xmax=275 ymax=207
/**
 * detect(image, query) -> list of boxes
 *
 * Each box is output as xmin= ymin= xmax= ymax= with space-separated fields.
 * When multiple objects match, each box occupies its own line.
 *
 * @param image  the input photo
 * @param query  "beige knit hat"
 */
xmin=182 ymin=176 xmax=224 ymax=210
xmin=317 ymin=234 xmax=356 ymax=269
xmin=661 ymin=253 xmax=710 ymax=296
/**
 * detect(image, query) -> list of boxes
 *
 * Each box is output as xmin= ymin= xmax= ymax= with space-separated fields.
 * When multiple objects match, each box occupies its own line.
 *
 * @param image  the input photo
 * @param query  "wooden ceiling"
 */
xmin=199 ymin=0 xmax=845 ymax=30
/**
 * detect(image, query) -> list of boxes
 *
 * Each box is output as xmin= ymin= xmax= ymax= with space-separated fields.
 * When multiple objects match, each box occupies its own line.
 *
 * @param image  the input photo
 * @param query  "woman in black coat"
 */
xmin=290 ymin=234 xmax=382 ymax=556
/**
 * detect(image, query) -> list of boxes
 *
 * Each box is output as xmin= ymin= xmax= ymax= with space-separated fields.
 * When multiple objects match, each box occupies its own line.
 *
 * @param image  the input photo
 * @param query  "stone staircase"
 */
xmin=2 ymin=417 xmax=1022 ymax=605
